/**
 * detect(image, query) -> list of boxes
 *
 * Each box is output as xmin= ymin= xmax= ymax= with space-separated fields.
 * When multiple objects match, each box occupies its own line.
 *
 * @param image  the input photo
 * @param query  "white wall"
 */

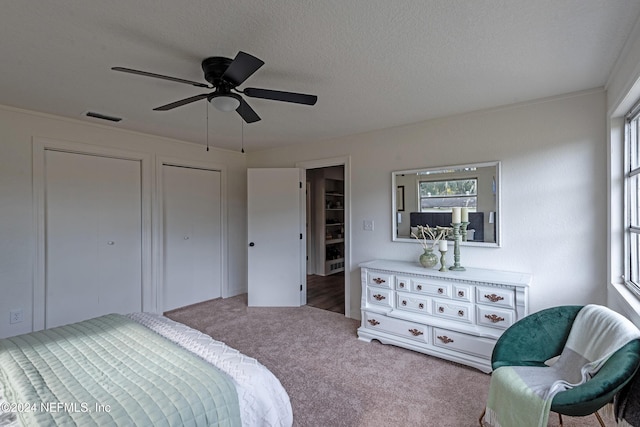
xmin=0 ymin=106 xmax=247 ymax=338
xmin=248 ymin=89 xmax=608 ymax=318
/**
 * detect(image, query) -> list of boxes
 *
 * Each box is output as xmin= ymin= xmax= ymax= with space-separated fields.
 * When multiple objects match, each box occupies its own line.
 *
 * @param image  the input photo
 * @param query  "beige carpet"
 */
xmin=165 ymin=295 xmax=611 ymax=427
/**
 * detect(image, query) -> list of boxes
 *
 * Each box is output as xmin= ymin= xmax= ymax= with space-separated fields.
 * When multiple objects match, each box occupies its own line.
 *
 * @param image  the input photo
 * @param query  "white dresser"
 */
xmin=357 ymin=260 xmax=531 ymax=373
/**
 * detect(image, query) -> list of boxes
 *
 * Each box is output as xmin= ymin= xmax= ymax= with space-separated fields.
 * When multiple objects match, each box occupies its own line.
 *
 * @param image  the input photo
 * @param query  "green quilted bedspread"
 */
xmin=0 ymin=314 xmax=241 ymax=426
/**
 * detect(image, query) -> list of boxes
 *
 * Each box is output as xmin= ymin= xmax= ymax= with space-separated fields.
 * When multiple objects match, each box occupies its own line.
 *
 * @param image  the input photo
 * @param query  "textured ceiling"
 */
xmin=1 ymin=1 xmax=640 ymax=152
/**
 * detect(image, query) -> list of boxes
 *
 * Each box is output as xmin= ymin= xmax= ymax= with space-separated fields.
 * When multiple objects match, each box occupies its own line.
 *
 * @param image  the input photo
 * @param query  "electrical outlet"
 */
xmin=363 ymin=219 xmax=374 ymax=231
xmin=10 ymin=309 xmax=23 ymax=324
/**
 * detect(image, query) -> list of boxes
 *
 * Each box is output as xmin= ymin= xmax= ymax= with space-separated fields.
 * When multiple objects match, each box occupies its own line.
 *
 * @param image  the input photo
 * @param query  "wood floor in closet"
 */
xmin=306 ymin=273 xmax=344 ymax=314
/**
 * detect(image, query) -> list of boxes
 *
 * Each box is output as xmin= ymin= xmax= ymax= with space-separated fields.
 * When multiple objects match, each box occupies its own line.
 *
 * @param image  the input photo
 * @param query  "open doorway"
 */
xmin=306 ymin=165 xmax=345 ymax=314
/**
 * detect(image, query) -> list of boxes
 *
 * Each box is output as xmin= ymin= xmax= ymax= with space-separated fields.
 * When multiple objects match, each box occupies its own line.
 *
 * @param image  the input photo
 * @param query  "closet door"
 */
xmin=162 ymin=165 xmax=222 ymax=311
xmin=45 ymin=150 xmax=142 ymax=328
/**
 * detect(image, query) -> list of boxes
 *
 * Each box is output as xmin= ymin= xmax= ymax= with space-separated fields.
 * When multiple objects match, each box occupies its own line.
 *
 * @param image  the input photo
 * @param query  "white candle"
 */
xmin=451 ymin=207 xmax=461 ymax=224
xmin=439 ymin=239 xmax=447 ymax=251
xmin=461 ymin=207 xmax=469 ymax=222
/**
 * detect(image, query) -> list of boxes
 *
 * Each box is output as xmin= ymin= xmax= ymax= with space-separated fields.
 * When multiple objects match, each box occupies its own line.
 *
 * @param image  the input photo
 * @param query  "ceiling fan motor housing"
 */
xmin=202 ymin=57 xmax=233 ymax=88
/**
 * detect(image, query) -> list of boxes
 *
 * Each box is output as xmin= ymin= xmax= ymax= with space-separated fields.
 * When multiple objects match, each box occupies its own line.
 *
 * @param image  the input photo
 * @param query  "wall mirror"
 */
xmin=392 ymin=161 xmax=501 ymax=247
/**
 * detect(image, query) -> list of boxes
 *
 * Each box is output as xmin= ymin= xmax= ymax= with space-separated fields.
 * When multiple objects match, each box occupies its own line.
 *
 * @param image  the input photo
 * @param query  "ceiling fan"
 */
xmin=112 ymin=51 xmax=317 ymax=123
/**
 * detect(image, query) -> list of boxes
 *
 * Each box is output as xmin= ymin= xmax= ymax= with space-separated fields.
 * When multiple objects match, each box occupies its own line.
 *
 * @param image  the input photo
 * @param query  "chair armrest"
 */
xmin=551 ymin=340 xmax=640 ymax=416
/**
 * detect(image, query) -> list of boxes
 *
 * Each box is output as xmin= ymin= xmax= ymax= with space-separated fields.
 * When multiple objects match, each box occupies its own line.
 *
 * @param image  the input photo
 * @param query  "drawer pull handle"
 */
xmin=417 ymin=285 xmax=423 ymax=291
xmin=419 ymin=303 xmax=424 ymax=309
xmin=373 ymin=278 xmax=386 ymax=284
xmin=399 ymin=282 xmax=405 ymax=288
xmin=485 ymin=294 xmax=505 ymax=303
xmin=373 ymin=294 xmax=386 ymax=301
xmin=437 ymin=335 xmax=454 ymax=344
xmin=458 ymin=310 xmax=465 ymax=317
xmin=368 ymin=319 xmax=380 ymax=326
xmin=402 ymin=300 xmax=407 ymax=306
xmin=458 ymin=290 xmax=465 ymax=297
xmin=485 ymin=314 xmax=505 ymax=323
xmin=438 ymin=306 xmax=444 ymax=313
xmin=438 ymin=288 xmax=444 ymax=294
xmin=408 ymin=328 xmax=423 ymax=336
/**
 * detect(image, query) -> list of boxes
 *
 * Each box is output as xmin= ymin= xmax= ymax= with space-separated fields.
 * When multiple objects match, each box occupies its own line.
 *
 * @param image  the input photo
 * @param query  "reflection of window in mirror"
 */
xmin=419 ymin=178 xmax=477 ymax=212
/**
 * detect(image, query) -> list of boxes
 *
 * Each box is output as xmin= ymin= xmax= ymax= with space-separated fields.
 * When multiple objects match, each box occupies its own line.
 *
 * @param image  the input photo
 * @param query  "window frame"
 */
xmin=625 ymin=101 xmax=640 ymax=296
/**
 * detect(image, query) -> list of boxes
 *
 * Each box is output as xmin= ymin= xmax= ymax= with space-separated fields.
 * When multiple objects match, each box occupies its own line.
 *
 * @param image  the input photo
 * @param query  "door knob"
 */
xmin=249 ymin=242 xmax=255 ymax=247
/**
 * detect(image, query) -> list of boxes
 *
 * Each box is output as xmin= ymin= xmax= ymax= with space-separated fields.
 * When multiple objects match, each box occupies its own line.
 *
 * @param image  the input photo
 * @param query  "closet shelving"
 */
xmin=323 ymin=178 xmax=344 ymax=275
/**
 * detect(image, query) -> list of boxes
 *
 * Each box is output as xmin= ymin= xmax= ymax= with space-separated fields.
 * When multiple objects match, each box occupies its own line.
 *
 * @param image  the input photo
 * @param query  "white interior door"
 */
xmin=247 ymin=168 xmax=304 ymax=306
xmin=162 ymin=165 xmax=222 ymax=311
xmin=45 ymin=150 xmax=142 ymax=328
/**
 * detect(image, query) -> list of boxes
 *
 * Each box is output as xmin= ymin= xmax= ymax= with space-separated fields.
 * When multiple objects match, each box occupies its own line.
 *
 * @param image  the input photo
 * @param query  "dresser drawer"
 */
xmin=412 ymin=278 xmax=451 ymax=298
xmin=363 ymin=311 xmax=428 ymax=343
xmin=396 ymin=292 xmax=429 ymax=314
xmin=476 ymin=286 xmax=515 ymax=309
xmin=433 ymin=327 xmax=495 ymax=359
xmin=366 ymin=270 xmax=393 ymax=289
xmin=432 ymin=299 xmax=473 ymax=323
xmin=396 ymin=276 xmax=411 ymax=291
xmin=477 ymin=306 xmax=514 ymax=330
xmin=453 ymin=284 xmax=473 ymax=302
xmin=367 ymin=287 xmax=392 ymax=308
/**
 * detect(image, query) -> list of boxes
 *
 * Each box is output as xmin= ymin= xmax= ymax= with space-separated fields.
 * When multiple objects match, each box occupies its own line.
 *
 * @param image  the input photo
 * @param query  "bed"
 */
xmin=0 ymin=313 xmax=293 ymax=426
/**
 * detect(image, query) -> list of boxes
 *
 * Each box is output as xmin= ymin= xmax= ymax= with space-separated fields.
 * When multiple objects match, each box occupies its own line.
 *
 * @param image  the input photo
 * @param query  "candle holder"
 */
xmin=438 ymin=248 xmax=447 ymax=272
xmin=461 ymin=221 xmax=470 ymax=242
xmin=449 ymin=223 xmax=466 ymax=271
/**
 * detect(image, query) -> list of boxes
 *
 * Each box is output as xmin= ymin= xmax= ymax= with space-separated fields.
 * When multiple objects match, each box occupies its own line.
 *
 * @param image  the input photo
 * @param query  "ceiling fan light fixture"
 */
xmin=209 ymin=93 xmax=241 ymax=112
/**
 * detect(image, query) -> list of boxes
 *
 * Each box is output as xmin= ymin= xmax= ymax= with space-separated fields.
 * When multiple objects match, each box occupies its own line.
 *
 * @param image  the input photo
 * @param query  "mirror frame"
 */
xmin=392 ymin=161 xmax=501 ymax=247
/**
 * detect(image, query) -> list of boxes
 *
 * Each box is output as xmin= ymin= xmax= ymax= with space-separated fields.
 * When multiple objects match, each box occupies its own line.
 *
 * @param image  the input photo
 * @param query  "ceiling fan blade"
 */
xmin=236 ymin=98 xmax=261 ymax=123
xmin=112 ymin=67 xmax=210 ymax=88
xmin=243 ymin=87 xmax=317 ymax=105
xmin=153 ymin=93 xmax=210 ymax=111
xmin=222 ymin=51 xmax=265 ymax=87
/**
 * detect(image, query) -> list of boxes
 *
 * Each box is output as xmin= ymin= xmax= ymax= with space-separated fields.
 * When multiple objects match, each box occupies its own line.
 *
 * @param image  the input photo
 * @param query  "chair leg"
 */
xmin=478 ymin=408 xmax=485 ymax=426
xmin=558 ymin=411 xmax=605 ymax=427
xmin=487 ymin=410 xmax=605 ymax=427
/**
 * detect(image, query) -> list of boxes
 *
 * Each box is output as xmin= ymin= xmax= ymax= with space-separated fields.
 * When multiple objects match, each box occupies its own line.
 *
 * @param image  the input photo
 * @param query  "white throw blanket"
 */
xmin=127 ymin=313 xmax=293 ymax=427
xmin=484 ymin=305 xmax=640 ymax=427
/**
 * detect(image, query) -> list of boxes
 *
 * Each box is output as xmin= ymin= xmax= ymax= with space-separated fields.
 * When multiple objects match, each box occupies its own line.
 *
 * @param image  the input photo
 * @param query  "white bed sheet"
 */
xmin=127 ymin=313 xmax=293 ymax=427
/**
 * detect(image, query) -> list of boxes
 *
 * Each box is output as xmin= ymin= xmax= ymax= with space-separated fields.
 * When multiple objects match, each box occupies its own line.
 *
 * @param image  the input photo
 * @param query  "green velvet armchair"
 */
xmin=483 ymin=305 xmax=640 ymax=427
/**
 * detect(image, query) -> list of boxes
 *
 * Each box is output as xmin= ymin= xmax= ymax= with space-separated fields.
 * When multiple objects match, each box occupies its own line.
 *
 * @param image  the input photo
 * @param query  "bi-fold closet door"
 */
xmin=162 ymin=164 xmax=222 ymax=311
xmin=45 ymin=150 xmax=142 ymax=328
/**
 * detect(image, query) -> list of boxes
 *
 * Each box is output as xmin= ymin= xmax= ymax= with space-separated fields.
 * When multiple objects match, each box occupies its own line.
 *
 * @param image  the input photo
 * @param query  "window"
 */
xmin=418 ymin=178 xmax=477 ymax=212
xmin=626 ymin=103 xmax=640 ymax=294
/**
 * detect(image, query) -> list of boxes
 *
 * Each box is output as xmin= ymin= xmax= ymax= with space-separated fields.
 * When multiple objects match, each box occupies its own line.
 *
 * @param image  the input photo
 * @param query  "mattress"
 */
xmin=0 ymin=313 xmax=292 ymax=427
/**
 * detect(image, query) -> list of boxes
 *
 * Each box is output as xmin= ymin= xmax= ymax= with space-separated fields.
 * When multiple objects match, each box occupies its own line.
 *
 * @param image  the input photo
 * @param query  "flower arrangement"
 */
xmin=411 ymin=225 xmax=451 ymax=251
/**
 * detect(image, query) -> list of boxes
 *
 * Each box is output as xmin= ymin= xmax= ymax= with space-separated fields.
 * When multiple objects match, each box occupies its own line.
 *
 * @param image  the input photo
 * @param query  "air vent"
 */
xmin=84 ymin=111 xmax=123 ymax=122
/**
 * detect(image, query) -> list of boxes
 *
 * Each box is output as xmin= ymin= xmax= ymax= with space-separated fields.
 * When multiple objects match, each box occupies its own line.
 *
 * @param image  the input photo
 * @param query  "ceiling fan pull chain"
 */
xmin=241 ymin=119 xmax=244 ymax=153
xmin=206 ymin=102 xmax=210 ymax=152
